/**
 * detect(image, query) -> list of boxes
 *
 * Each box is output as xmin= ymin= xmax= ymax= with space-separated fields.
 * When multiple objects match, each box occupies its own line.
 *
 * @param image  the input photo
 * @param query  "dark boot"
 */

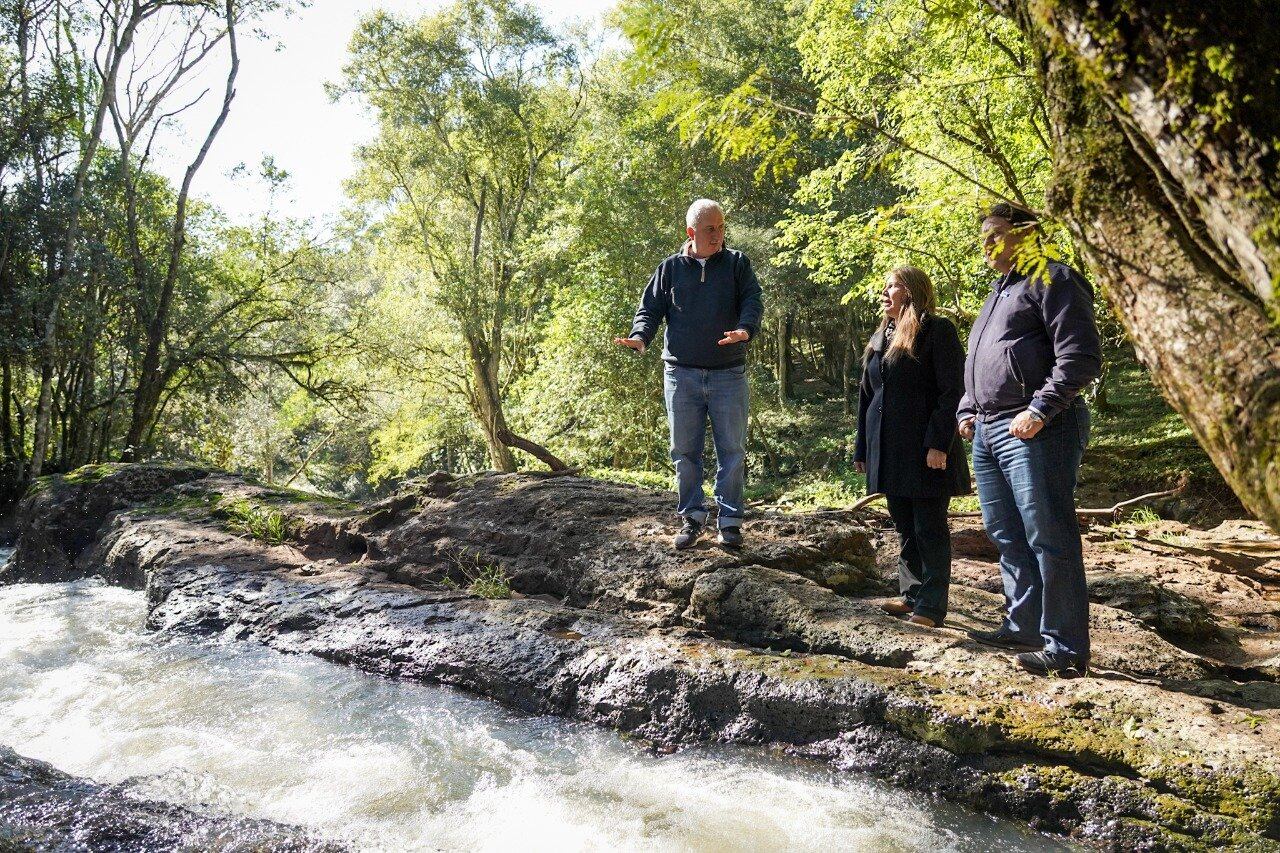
xmin=674 ymin=518 xmax=702 ymax=550
xmin=1016 ymin=651 xmax=1088 ymax=678
xmin=716 ymin=526 xmax=743 ymax=549
xmin=968 ymin=627 xmax=1042 ymax=651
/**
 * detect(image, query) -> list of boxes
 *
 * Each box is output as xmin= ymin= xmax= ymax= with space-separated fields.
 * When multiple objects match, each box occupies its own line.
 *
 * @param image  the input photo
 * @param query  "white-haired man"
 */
xmin=614 ymin=199 xmax=764 ymax=549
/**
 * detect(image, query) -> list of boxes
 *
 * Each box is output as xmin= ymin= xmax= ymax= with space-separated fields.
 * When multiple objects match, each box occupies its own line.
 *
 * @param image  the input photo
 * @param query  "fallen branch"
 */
xmin=1076 ymin=488 xmax=1182 ymax=518
xmin=846 ymin=486 xmax=1183 ymax=520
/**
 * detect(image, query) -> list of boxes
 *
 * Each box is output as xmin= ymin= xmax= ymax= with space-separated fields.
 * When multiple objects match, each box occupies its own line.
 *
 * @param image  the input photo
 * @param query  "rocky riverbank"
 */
xmin=0 ymin=746 xmax=339 ymax=851
xmin=5 ymin=463 xmax=1280 ymax=850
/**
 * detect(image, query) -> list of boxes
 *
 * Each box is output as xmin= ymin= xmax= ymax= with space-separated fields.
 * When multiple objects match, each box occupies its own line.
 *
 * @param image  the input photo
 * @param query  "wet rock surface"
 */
xmin=0 ymin=746 xmax=341 ymax=852
xmin=7 ymin=463 xmax=1280 ymax=850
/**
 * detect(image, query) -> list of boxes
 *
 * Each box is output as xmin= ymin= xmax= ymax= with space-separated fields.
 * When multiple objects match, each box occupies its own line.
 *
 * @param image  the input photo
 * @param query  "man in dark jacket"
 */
xmin=959 ymin=203 xmax=1102 ymax=677
xmin=614 ymin=199 xmax=764 ymax=550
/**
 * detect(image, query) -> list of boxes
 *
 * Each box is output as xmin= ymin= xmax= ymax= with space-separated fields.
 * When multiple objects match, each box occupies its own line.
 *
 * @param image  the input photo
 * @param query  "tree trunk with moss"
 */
xmin=990 ymin=0 xmax=1280 ymax=531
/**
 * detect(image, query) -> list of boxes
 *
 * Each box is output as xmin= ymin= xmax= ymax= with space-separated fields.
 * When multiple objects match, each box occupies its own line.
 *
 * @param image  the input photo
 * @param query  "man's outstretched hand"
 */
xmin=614 ymin=336 xmax=645 ymax=354
xmin=718 ymin=329 xmax=750 ymax=346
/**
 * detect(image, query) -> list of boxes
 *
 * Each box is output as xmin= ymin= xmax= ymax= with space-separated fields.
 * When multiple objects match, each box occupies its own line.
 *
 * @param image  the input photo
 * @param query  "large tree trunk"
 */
xmin=992 ymin=0 xmax=1280 ymax=531
xmin=776 ymin=310 xmax=793 ymax=405
xmin=468 ymin=348 xmax=518 ymax=473
xmin=27 ymin=0 xmax=149 ymax=479
xmin=464 ymin=336 xmax=566 ymax=473
xmin=122 ymin=0 xmax=239 ymax=462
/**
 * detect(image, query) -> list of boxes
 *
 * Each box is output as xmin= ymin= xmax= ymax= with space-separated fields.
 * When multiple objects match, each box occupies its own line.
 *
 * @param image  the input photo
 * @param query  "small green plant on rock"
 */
xmin=217 ymin=498 xmax=293 ymax=545
xmin=444 ymin=549 xmax=512 ymax=599
xmin=468 ymin=563 xmax=512 ymax=599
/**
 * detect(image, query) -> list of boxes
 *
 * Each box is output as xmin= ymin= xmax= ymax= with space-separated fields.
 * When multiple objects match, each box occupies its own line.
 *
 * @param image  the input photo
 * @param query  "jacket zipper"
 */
xmin=968 ymin=273 xmax=1010 ymax=415
xmin=1006 ymin=346 xmax=1025 ymax=397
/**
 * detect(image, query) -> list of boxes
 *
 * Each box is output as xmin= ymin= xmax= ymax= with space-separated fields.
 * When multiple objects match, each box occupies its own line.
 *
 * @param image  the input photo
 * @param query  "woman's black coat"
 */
xmin=855 ymin=313 xmax=972 ymax=498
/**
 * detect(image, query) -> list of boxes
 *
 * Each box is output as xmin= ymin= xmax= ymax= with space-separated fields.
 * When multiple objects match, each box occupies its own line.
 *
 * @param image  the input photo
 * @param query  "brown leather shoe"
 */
xmin=880 ymin=599 xmax=913 ymax=616
xmin=909 ymin=614 xmax=938 ymax=628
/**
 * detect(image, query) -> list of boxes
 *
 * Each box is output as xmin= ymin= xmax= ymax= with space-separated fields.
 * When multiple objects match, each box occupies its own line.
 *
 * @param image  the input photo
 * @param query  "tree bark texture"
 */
xmin=776 ymin=310 xmax=793 ymax=405
xmin=991 ymin=0 xmax=1280 ymax=530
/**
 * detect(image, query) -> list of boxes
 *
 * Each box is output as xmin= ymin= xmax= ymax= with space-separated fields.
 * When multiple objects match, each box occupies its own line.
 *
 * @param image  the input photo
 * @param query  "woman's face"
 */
xmin=881 ymin=276 xmax=910 ymax=319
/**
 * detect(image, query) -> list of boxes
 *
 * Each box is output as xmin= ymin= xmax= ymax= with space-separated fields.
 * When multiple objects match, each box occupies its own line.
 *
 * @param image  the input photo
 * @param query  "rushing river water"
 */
xmin=0 ymin=568 xmax=1067 ymax=851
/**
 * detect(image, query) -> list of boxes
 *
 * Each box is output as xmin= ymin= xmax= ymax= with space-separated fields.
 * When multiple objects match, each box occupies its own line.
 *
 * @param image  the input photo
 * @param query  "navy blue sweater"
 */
xmin=629 ymin=246 xmax=764 ymax=369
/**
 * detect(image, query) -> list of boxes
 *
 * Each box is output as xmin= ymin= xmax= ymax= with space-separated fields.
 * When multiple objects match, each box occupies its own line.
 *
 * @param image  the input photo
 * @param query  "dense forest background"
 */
xmin=0 ymin=0 xmax=1262 ymax=523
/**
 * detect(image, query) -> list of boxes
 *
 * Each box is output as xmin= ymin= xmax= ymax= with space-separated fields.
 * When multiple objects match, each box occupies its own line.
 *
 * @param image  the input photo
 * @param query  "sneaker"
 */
xmin=880 ymin=600 xmax=913 ymax=616
xmin=674 ymin=519 xmax=702 ymax=550
xmin=716 ymin=526 xmax=743 ymax=549
xmin=1016 ymin=651 xmax=1089 ymax=678
xmin=967 ymin=627 xmax=1042 ymax=652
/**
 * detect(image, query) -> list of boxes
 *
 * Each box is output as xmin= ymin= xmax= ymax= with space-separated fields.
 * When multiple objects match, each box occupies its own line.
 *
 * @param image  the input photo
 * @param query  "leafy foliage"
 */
xmin=0 ymin=0 xmax=1234 ymax=525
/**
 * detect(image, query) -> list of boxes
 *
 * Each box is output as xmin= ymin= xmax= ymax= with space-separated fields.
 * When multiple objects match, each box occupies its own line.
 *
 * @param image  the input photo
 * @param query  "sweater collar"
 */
xmin=681 ymin=240 xmax=725 ymax=262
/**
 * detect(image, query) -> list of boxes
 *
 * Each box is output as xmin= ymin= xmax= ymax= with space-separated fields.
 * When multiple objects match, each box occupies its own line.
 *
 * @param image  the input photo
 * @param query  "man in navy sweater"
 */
xmin=615 ymin=199 xmax=764 ymax=550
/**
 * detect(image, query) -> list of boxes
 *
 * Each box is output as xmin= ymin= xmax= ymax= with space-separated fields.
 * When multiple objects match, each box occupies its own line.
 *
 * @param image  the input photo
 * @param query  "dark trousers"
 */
xmin=971 ymin=399 xmax=1091 ymax=659
xmin=885 ymin=494 xmax=951 ymax=623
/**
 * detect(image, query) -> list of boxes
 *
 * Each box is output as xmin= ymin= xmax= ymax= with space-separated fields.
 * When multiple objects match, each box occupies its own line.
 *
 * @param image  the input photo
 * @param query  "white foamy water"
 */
xmin=0 ymin=575 xmax=1067 ymax=852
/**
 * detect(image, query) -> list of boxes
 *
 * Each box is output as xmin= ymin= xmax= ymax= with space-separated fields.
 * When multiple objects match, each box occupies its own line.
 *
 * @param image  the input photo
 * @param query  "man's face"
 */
xmin=981 ymin=215 xmax=1024 ymax=274
xmin=686 ymin=210 xmax=725 ymax=257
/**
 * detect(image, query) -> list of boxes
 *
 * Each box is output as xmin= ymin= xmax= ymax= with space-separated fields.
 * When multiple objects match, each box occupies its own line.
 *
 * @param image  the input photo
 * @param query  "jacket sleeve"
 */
xmin=629 ymin=264 xmax=668 ymax=347
xmin=925 ymin=318 xmax=965 ymax=451
xmin=854 ymin=356 xmax=872 ymax=464
xmin=1030 ymin=265 xmax=1103 ymax=421
xmin=734 ymin=253 xmax=764 ymax=340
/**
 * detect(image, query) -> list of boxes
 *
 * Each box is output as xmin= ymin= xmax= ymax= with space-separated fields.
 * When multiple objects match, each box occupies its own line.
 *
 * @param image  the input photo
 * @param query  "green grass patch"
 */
xmin=254 ymin=486 xmax=357 ymax=511
xmin=439 ymin=548 xmax=513 ymax=599
xmin=1125 ymin=505 xmax=1161 ymax=524
xmin=467 ymin=563 xmax=512 ymax=599
xmin=748 ymin=470 xmax=865 ymax=510
xmin=135 ymin=490 xmax=222 ymax=517
xmin=214 ymin=498 xmax=294 ymax=545
xmin=586 ymin=467 xmax=671 ymax=491
xmin=62 ymin=463 xmax=123 ymax=485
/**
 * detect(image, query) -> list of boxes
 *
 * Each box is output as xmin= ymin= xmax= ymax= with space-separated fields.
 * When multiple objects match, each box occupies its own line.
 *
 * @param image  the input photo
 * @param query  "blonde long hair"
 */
xmin=864 ymin=266 xmax=937 ymax=365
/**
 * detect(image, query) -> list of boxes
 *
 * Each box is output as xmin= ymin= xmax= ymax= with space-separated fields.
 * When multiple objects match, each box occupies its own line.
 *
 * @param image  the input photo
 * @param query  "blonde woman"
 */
xmin=854 ymin=266 xmax=970 ymax=627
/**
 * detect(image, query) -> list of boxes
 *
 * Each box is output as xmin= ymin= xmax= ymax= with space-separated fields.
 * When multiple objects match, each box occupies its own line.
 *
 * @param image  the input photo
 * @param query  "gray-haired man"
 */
xmin=614 ymin=199 xmax=764 ymax=549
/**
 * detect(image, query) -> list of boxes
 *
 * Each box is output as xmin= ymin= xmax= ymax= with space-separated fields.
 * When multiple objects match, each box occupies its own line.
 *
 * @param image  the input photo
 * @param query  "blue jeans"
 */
xmin=664 ymin=363 xmax=748 ymax=529
xmin=972 ymin=399 xmax=1091 ymax=659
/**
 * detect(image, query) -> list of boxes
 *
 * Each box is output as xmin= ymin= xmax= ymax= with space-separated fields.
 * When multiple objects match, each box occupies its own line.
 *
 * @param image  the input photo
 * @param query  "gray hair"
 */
xmin=686 ymin=198 xmax=724 ymax=229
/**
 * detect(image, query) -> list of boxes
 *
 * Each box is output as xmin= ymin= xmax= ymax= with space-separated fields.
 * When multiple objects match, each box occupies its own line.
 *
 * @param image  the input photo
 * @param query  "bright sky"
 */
xmin=155 ymin=0 xmax=617 ymax=225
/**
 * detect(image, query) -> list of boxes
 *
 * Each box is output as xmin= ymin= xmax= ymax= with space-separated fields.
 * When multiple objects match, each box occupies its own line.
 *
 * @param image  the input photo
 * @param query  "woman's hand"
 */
xmin=926 ymin=449 xmax=947 ymax=470
xmin=854 ymin=461 xmax=866 ymax=474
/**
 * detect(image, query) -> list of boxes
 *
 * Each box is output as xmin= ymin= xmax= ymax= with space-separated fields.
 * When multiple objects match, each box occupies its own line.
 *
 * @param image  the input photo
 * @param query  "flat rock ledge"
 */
xmin=0 ymin=746 xmax=340 ymax=852
xmin=6 ymin=463 xmax=1280 ymax=851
